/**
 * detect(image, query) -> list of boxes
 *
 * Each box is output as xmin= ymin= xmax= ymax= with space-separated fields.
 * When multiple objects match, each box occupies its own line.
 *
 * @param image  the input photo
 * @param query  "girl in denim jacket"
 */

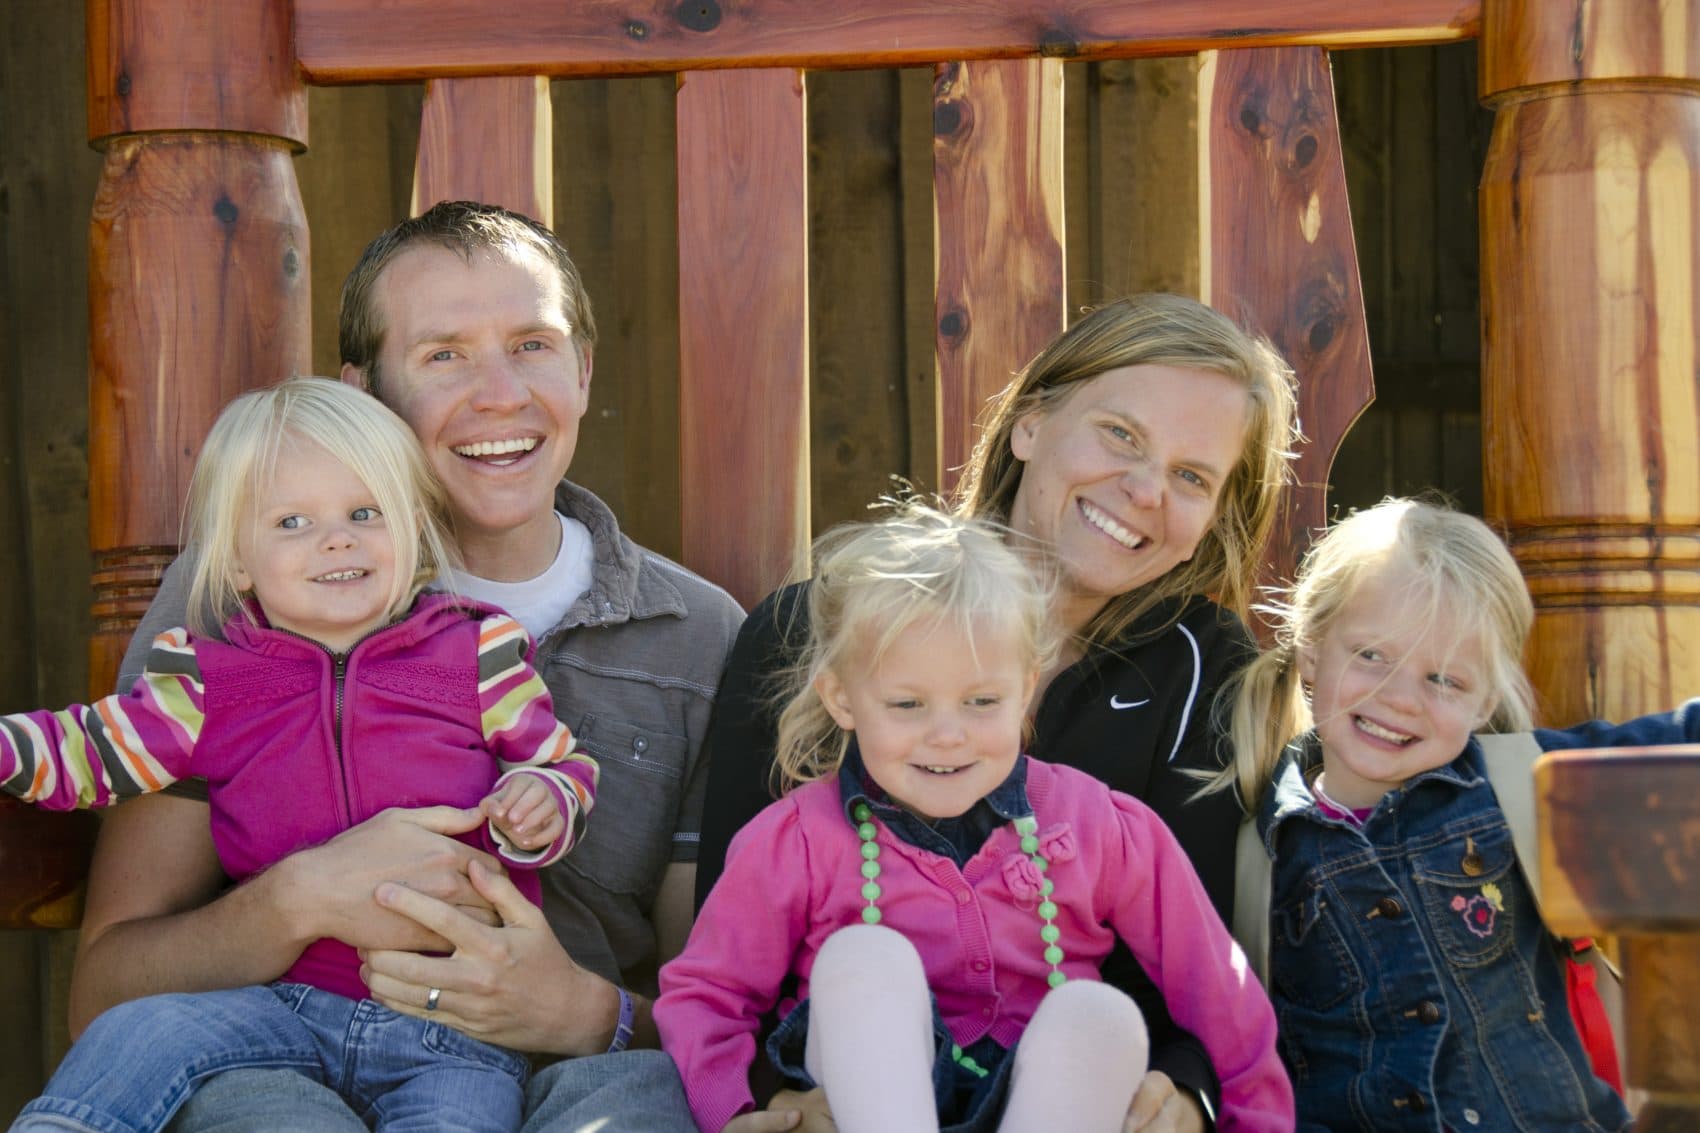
xmin=1218 ymin=497 xmax=1656 ymax=1132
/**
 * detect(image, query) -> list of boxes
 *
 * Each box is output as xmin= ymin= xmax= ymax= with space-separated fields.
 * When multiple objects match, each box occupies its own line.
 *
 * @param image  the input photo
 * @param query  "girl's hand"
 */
xmin=1124 ymin=1070 xmax=1206 ymax=1133
xmin=481 ymin=775 xmax=565 ymax=852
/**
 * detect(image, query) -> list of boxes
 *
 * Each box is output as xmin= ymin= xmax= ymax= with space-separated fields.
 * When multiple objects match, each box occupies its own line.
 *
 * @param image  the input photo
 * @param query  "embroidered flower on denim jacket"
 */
xmin=1452 ymin=882 xmax=1506 ymax=938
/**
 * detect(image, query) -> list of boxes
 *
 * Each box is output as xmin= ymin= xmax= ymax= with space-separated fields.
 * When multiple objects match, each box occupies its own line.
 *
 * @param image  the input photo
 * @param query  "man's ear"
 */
xmin=814 ymin=669 xmax=856 ymax=731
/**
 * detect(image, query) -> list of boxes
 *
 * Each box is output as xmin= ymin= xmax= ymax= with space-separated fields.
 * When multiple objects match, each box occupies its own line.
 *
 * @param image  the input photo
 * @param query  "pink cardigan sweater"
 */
xmin=657 ymin=757 xmax=1292 ymax=1133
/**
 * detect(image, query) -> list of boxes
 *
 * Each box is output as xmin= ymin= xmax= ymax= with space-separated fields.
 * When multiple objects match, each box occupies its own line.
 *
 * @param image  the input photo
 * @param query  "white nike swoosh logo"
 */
xmin=1109 ymin=696 xmax=1150 ymax=710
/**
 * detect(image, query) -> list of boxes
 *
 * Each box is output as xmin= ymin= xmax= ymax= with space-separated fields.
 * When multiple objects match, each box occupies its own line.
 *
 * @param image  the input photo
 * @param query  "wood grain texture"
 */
xmin=1200 ymin=46 xmax=1373 ymax=587
xmin=934 ymin=58 xmax=1066 ymax=491
xmin=293 ymin=0 xmax=1480 ymax=83
xmin=87 ymin=0 xmax=305 ymax=145
xmin=1482 ymin=0 xmax=1700 ymax=99
xmin=1481 ymin=89 xmax=1700 ymax=726
xmin=87 ymin=134 xmax=311 ymax=696
xmin=676 ymin=69 xmax=809 ymax=608
xmin=0 ymin=800 xmax=94 ymax=930
xmin=1538 ymin=748 xmax=1700 ymax=1128
xmin=413 ymin=77 xmax=552 ymax=225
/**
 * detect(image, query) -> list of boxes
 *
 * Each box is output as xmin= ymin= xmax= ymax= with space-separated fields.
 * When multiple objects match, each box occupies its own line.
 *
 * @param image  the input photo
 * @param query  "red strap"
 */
xmin=1565 ymin=940 xmax=1623 ymax=1094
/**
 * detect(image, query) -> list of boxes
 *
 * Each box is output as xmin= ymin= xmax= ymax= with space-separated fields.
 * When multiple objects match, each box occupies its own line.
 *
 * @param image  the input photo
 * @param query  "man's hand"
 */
xmin=359 ymin=858 xmax=620 ymax=1056
xmin=288 ymin=805 xmax=500 ymax=953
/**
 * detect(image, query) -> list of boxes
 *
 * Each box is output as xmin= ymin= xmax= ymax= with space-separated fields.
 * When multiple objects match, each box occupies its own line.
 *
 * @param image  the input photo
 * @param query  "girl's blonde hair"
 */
xmin=184 ymin=376 xmax=459 ymax=638
xmin=954 ymin=294 xmax=1299 ymax=647
xmin=773 ymin=502 xmax=1061 ymax=793
xmin=1218 ymin=496 xmax=1535 ymax=809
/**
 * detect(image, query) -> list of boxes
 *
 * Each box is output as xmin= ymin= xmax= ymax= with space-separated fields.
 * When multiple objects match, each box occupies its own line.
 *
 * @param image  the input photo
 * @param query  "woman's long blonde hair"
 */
xmin=954 ymin=294 xmax=1299 ymax=647
xmin=772 ymin=502 xmax=1061 ymax=793
xmin=1216 ymin=497 xmax=1536 ymax=810
xmin=184 ymin=376 xmax=459 ymax=638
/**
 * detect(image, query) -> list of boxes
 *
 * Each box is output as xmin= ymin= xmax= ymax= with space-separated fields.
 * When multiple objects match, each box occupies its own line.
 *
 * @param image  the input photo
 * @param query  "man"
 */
xmin=67 ymin=202 xmax=744 ymax=1130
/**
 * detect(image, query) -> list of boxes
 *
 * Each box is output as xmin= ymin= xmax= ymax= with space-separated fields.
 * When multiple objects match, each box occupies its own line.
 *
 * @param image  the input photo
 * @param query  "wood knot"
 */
xmin=1038 ymin=28 xmax=1079 ymax=57
xmin=674 ymin=1 xmax=721 ymax=32
xmin=1293 ymin=134 xmax=1318 ymax=169
xmin=938 ymin=309 xmax=967 ymax=342
xmin=625 ymin=20 xmax=648 ymax=39
xmin=213 ymin=197 xmax=239 ymax=226
xmin=116 ymin=72 xmax=132 ymax=98
xmin=283 ymin=247 xmax=301 ymax=278
xmin=933 ymin=101 xmax=963 ymax=138
xmin=1239 ymin=103 xmax=1262 ymax=134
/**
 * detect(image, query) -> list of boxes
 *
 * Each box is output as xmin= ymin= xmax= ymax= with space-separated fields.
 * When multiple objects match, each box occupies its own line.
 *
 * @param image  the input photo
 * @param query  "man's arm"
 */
xmin=68 ymin=792 xmax=501 ymax=1037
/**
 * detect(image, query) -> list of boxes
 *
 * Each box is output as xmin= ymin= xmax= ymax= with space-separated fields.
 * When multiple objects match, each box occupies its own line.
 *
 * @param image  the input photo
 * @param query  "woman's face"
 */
xmin=1007 ymin=364 xmax=1250 ymax=630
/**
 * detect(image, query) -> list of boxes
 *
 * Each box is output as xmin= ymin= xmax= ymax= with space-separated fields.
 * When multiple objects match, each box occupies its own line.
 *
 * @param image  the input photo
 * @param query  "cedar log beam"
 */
xmin=1482 ymin=0 xmax=1700 ymax=1125
xmin=6 ymin=0 xmax=314 ymax=931
xmin=292 ymin=0 xmax=1480 ymax=84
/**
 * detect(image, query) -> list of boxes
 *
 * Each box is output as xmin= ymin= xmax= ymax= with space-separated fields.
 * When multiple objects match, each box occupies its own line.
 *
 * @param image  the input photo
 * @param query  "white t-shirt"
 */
xmin=441 ymin=512 xmax=593 ymax=642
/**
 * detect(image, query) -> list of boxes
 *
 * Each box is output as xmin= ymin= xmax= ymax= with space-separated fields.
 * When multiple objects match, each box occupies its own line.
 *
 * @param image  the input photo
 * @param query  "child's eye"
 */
xmin=277 ymin=515 xmax=307 ymax=530
xmin=1353 ymin=647 xmax=1385 ymax=663
xmin=351 ymin=506 xmax=382 ymax=522
xmin=968 ymin=695 xmax=1002 ymax=708
xmin=886 ymin=699 xmax=922 ymax=711
xmin=1429 ymin=672 xmax=1466 ymax=692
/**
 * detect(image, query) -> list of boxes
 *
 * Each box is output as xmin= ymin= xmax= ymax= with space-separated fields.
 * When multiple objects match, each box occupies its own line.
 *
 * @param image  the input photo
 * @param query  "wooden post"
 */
xmin=1482 ymin=1 xmax=1700 ymax=1124
xmin=1537 ymin=747 xmax=1700 ymax=1130
xmin=414 ymin=76 xmax=553 ymax=224
xmin=1200 ymin=46 xmax=1374 ymax=591
xmin=676 ymin=69 xmax=809 ymax=609
xmin=932 ymin=58 xmax=1066 ymax=492
xmin=19 ymin=0 xmax=312 ymax=930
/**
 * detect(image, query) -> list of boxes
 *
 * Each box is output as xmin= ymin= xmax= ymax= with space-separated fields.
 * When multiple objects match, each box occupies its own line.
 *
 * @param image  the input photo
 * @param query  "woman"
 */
xmin=698 ymin=293 xmax=1299 ymax=1133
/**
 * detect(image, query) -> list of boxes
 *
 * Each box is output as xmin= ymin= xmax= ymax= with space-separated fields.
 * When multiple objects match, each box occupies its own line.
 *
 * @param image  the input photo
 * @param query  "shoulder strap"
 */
xmin=1233 ymin=812 xmax=1272 ymax=987
xmin=1475 ymin=731 xmax=1547 ymax=919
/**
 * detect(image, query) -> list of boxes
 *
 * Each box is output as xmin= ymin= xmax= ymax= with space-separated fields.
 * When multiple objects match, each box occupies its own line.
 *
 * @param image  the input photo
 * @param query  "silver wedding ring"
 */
xmin=425 ymin=987 xmax=442 ymax=1012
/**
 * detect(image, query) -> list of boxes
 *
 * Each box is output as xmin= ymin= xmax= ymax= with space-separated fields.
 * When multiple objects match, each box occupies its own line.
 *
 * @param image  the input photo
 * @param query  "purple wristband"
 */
xmin=606 ymin=986 xmax=635 ymax=1053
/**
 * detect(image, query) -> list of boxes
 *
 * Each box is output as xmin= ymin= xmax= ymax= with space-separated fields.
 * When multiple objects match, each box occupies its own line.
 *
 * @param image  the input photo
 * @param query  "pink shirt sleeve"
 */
xmin=657 ymin=794 xmax=818 ymax=1132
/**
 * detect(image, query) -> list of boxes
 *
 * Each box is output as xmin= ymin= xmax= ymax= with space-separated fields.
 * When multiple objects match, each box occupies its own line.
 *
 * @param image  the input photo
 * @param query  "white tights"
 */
xmin=804 ymin=925 xmax=1149 ymax=1133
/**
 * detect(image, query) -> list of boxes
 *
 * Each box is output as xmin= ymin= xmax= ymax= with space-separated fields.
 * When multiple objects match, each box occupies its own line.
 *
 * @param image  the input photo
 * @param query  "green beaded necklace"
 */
xmin=851 ymin=802 xmax=1067 ymax=990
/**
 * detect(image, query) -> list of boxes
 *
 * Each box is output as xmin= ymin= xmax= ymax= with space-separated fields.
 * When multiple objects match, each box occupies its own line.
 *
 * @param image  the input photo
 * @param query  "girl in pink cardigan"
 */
xmin=657 ymin=504 xmax=1290 ymax=1133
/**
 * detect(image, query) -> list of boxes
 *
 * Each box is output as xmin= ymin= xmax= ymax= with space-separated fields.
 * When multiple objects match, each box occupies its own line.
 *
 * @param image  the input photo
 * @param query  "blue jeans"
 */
xmin=13 ymin=984 xmax=527 ymax=1133
xmin=107 ymin=1049 xmax=694 ymax=1133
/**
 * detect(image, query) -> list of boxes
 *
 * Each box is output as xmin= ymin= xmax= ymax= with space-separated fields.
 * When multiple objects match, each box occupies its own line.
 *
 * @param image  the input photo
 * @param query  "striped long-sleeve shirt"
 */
xmin=0 ymin=592 xmax=600 ymax=998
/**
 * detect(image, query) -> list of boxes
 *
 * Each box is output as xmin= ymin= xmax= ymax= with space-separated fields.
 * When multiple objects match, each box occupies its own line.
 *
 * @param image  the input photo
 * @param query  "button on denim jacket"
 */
xmin=1258 ymin=734 xmax=1630 ymax=1132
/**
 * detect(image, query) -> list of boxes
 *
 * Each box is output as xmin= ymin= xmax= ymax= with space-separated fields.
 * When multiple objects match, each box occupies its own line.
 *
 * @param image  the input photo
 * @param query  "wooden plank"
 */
xmin=934 ymin=58 xmax=1066 ymax=492
xmin=1199 ymin=46 xmax=1373 ymax=582
xmin=898 ymin=67 xmax=940 ymax=498
xmin=413 ymin=76 xmax=552 ymax=224
xmin=294 ymin=0 xmax=1481 ymax=84
xmin=1086 ymin=56 xmax=1201 ymax=300
xmin=676 ymin=68 xmax=808 ymax=608
xmin=552 ymin=75 xmax=685 ymax=562
xmin=88 ymin=0 xmax=304 ymax=144
xmin=806 ymin=70 xmax=912 ymax=531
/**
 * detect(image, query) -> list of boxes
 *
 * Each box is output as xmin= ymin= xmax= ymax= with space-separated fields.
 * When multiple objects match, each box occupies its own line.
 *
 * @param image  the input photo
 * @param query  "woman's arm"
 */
xmin=694 ymin=583 xmax=811 ymax=909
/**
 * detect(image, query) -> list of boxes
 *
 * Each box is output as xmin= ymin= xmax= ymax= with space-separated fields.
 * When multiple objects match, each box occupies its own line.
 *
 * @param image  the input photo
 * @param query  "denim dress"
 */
xmin=1258 ymin=735 xmax=1630 ymax=1132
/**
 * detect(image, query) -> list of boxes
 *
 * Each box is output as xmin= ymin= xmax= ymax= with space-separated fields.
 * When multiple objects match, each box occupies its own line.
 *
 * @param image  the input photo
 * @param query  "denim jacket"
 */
xmin=1254 ymin=706 xmax=1699 ymax=1132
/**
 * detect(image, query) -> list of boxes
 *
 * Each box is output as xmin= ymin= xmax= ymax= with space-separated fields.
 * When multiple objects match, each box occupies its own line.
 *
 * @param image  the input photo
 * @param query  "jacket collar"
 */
xmin=1260 ymin=731 xmax=1487 ymax=852
xmin=549 ymin=480 xmax=688 ymax=632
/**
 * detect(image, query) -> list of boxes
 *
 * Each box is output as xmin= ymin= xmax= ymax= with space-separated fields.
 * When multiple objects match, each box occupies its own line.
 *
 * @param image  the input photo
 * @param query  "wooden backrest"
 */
xmin=16 ymin=1 xmax=1423 ymax=930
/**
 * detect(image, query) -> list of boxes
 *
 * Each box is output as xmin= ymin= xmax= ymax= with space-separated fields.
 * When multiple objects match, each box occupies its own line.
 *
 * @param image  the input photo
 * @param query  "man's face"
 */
xmin=354 ymin=244 xmax=590 ymax=577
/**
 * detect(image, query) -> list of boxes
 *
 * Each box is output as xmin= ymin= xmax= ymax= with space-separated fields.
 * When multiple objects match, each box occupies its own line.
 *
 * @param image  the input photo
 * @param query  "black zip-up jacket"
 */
xmin=695 ymin=580 xmax=1256 ymax=1118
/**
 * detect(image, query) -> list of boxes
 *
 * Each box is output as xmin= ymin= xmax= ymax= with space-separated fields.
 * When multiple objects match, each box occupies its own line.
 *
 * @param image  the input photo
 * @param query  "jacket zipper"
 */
xmin=274 ymin=624 xmax=388 ymax=826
